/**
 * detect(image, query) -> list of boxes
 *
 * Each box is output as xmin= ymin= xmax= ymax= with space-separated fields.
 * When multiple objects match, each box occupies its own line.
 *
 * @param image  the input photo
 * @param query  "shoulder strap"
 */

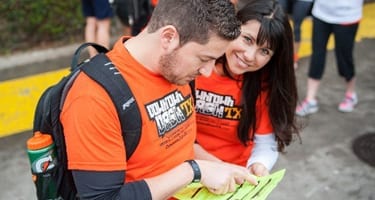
xmin=70 ymin=43 xmax=109 ymax=71
xmin=81 ymin=53 xmax=142 ymax=160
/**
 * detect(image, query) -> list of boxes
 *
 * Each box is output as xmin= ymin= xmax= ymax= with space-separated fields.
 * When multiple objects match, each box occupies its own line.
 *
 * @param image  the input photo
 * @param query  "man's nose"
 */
xmin=198 ymin=60 xmax=215 ymax=77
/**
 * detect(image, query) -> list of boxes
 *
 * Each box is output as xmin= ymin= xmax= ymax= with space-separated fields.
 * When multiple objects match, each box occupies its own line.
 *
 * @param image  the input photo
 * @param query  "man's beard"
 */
xmin=159 ymin=50 xmax=180 ymax=84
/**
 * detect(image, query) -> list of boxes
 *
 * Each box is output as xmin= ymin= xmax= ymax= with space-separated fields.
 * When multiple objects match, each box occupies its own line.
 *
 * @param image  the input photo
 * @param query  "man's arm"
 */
xmin=72 ymin=170 xmax=151 ymax=199
xmin=193 ymin=143 xmax=222 ymax=162
xmin=73 ymin=160 xmax=258 ymax=199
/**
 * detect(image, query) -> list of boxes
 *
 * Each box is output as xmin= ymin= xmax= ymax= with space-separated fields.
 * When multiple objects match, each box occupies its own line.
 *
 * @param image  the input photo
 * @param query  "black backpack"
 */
xmin=30 ymin=43 xmax=142 ymax=200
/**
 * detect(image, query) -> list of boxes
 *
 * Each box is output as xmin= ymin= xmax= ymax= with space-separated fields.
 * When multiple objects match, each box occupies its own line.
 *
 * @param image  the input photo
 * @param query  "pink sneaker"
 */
xmin=296 ymin=99 xmax=319 ymax=116
xmin=338 ymin=93 xmax=358 ymax=112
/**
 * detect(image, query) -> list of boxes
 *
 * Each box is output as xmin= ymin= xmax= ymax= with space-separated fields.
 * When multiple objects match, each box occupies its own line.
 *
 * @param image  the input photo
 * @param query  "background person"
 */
xmin=81 ymin=0 xmax=114 ymax=57
xmin=278 ymin=0 xmax=314 ymax=69
xmin=296 ymin=0 xmax=364 ymax=116
xmin=194 ymin=0 xmax=300 ymax=177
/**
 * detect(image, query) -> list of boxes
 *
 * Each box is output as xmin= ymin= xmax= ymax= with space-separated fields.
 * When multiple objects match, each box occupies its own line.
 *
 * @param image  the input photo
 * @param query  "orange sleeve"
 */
xmin=61 ymin=73 xmax=126 ymax=171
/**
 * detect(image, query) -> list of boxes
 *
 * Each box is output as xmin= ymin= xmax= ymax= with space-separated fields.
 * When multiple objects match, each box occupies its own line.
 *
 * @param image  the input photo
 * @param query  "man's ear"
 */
xmin=160 ymin=25 xmax=180 ymax=52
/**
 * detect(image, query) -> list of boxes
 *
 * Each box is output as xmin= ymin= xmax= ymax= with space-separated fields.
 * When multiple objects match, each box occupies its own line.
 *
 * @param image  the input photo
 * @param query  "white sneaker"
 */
xmin=338 ymin=93 xmax=358 ymax=112
xmin=296 ymin=99 xmax=319 ymax=117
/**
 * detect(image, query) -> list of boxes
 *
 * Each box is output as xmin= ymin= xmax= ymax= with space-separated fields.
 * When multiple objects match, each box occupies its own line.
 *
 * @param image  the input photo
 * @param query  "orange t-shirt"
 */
xmin=61 ymin=37 xmax=196 ymax=182
xmin=195 ymin=71 xmax=273 ymax=166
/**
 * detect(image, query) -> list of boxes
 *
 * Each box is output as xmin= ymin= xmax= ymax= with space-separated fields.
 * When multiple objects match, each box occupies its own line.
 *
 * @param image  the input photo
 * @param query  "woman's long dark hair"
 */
xmin=219 ymin=0 xmax=300 ymax=152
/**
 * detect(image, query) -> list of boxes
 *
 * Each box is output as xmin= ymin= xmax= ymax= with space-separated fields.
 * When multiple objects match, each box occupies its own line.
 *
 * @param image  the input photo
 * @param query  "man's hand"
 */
xmin=196 ymin=160 xmax=258 ymax=195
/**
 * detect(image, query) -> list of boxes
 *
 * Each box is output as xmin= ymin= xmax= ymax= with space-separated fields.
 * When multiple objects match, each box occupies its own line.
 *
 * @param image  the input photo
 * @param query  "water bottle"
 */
xmin=27 ymin=131 xmax=59 ymax=199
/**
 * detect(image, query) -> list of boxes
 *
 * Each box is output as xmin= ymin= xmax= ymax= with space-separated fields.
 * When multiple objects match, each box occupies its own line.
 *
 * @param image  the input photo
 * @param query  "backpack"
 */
xmin=30 ymin=43 xmax=142 ymax=200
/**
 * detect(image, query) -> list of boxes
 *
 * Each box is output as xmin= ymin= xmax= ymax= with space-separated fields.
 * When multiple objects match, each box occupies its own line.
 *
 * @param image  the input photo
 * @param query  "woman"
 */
xmin=194 ymin=0 xmax=300 ymax=177
xmin=295 ymin=0 xmax=363 ymax=116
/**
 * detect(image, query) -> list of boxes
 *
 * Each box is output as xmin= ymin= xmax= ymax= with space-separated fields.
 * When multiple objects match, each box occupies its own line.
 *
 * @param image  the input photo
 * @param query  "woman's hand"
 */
xmin=248 ymin=162 xmax=269 ymax=177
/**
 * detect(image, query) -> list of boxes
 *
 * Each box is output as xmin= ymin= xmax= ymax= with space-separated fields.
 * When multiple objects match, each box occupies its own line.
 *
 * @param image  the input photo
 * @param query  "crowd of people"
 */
xmin=70 ymin=0 xmax=364 ymax=198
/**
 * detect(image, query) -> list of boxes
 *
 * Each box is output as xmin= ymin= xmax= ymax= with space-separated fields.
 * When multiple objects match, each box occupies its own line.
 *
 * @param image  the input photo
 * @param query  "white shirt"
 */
xmin=312 ymin=0 xmax=364 ymax=24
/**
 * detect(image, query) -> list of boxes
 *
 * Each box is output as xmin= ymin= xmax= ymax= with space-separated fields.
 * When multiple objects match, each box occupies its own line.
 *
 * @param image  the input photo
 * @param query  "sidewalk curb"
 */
xmin=0 ymin=43 xmax=81 ymax=71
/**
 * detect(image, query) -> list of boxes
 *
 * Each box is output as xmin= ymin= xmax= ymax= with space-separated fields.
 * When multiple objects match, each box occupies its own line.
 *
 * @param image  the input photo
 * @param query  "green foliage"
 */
xmin=0 ymin=0 xmax=85 ymax=54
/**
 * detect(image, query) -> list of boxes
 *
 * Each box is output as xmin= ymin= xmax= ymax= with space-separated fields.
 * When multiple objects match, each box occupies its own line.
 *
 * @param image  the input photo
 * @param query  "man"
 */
xmin=61 ymin=0 xmax=257 ymax=199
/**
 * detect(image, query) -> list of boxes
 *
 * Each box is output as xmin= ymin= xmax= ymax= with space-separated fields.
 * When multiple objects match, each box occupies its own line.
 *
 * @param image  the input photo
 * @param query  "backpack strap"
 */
xmin=81 ymin=53 xmax=142 ymax=160
xmin=70 ymin=43 xmax=109 ymax=71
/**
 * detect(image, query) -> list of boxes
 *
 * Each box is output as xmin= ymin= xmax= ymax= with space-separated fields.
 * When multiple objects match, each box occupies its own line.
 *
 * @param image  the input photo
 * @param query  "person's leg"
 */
xmin=333 ymin=23 xmax=358 ymax=83
xmin=333 ymin=23 xmax=360 ymax=112
xmin=91 ymin=0 xmax=113 ymax=56
xmin=296 ymin=17 xmax=331 ymax=116
xmin=84 ymin=17 xmax=98 ymax=57
xmin=96 ymin=18 xmax=111 ymax=48
xmin=307 ymin=17 xmax=331 ymax=101
xmin=291 ymin=0 xmax=313 ymax=69
xmin=81 ymin=0 xmax=98 ymax=57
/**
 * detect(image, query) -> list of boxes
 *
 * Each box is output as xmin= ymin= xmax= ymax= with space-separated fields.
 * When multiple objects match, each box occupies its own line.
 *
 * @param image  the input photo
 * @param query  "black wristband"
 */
xmin=185 ymin=160 xmax=201 ymax=183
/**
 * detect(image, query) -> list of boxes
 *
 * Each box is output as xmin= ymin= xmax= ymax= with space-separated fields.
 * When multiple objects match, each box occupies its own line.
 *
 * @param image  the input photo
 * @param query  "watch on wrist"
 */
xmin=185 ymin=160 xmax=201 ymax=183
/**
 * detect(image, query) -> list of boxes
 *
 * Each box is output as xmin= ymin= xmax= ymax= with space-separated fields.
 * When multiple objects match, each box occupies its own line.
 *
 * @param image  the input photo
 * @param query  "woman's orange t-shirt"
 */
xmin=61 ymin=37 xmax=196 ymax=182
xmin=195 ymin=71 xmax=273 ymax=166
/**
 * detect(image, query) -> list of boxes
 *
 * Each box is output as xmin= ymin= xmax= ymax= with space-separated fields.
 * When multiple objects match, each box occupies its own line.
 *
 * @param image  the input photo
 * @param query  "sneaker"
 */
xmin=338 ymin=93 xmax=358 ymax=112
xmin=296 ymin=99 xmax=319 ymax=116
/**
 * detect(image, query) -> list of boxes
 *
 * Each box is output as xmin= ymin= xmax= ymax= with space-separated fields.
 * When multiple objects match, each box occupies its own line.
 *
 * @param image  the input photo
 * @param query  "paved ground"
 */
xmin=269 ymin=38 xmax=375 ymax=200
xmin=1 ymin=19 xmax=375 ymax=200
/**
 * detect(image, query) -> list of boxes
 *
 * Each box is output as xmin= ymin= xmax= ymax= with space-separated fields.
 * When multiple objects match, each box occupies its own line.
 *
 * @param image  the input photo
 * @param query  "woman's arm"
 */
xmin=246 ymin=133 xmax=279 ymax=176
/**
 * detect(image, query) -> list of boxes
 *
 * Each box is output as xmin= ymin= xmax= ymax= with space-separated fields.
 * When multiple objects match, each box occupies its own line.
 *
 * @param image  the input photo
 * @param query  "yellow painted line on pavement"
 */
xmin=0 ymin=2 xmax=375 ymax=138
xmin=0 ymin=68 xmax=70 ymax=137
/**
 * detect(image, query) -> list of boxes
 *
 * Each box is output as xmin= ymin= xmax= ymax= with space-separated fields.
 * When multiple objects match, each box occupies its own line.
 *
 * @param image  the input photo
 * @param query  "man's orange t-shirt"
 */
xmin=195 ymin=71 xmax=273 ymax=166
xmin=61 ymin=37 xmax=196 ymax=182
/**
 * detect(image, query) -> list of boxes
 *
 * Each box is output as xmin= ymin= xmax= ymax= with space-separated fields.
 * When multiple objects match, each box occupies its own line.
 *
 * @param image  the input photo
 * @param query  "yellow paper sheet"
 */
xmin=174 ymin=169 xmax=286 ymax=200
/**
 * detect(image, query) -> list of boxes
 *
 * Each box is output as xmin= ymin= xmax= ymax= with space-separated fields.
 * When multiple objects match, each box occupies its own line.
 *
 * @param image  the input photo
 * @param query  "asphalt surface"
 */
xmin=0 ymin=30 xmax=374 ymax=200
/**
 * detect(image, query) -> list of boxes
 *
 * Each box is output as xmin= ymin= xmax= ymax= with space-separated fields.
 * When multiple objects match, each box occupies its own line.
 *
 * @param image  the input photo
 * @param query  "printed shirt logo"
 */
xmin=145 ymin=90 xmax=194 ymax=137
xmin=195 ymin=89 xmax=242 ymax=120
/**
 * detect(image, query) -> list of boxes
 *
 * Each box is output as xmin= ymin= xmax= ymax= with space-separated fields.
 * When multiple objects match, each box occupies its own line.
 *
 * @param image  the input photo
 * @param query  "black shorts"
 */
xmin=82 ymin=0 xmax=114 ymax=19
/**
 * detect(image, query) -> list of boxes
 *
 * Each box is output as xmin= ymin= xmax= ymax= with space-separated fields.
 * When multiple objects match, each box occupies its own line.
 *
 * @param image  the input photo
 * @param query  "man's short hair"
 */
xmin=148 ymin=0 xmax=241 ymax=45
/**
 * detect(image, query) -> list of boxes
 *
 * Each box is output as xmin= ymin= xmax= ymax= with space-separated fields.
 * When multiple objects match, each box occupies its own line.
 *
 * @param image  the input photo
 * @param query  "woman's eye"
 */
xmin=261 ymin=49 xmax=270 ymax=55
xmin=260 ymin=48 xmax=274 ymax=57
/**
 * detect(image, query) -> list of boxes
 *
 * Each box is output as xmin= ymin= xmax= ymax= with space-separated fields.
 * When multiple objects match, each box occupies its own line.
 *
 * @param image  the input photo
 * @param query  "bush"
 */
xmin=0 ymin=0 xmax=84 ymax=55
